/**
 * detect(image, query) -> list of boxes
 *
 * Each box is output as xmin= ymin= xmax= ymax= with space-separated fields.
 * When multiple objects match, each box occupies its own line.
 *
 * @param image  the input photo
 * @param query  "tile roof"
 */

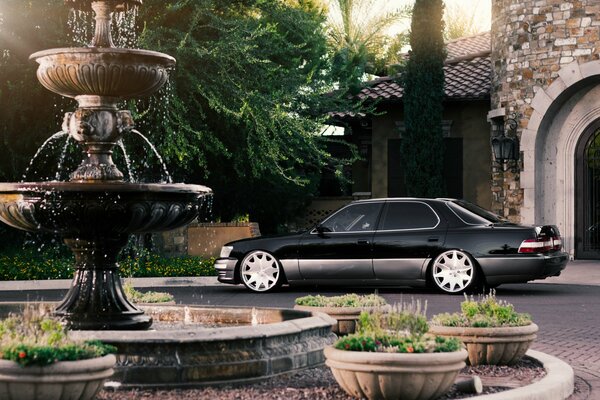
xmin=343 ymin=31 xmax=492 ymax=107
xmin=446 ymin=31 xmax=491 ymax=61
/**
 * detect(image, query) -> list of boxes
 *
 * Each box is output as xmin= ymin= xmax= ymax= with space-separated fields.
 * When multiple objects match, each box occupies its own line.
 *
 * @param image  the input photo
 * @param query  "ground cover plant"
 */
xmin=294 ymin=293 xmax=387 ymax=307
xmin=430 ymin=292 xmax=532 ymax=328
xmin=122 ymin=281 xmax=174 ymax=304
xmin=335 ymin=300 xmax=462 ymax=353
xmin=0 ymin=305 xmax=115 ymax=366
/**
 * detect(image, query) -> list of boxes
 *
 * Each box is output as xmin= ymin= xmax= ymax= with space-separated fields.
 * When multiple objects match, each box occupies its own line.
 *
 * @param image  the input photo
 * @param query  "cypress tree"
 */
xmin=401 ymin=0 xmax=446 ymax=197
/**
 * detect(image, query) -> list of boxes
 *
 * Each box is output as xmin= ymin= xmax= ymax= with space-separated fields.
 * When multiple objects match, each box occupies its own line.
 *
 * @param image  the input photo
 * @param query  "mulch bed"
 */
xmin=98 ymin=357 xmax=548 ymax=400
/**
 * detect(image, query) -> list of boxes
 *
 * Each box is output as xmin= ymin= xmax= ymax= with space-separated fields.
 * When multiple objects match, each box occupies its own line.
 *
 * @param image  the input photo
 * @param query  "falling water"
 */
xmin=131 ymin=129 xmax=172 ymax=183
xmin=67 ymin=7 xmax=139 ymax=48
xmin=112 ymin=7 xmax=139 ymax=48
xmin=22 ymin=131 xmax=68 ymax=182
xmin=67 ymin=9 xmax=93 ymax=46
xmin=117 ymin=140 xmax=135 ymax=182
xmin=54 ymin=135 xmax=73 ymax=181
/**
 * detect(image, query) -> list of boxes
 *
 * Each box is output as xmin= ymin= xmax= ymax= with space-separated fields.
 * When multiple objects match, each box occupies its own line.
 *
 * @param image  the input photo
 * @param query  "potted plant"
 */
xmin=294 ymin=293 xmax=390 ymax=335
xmin=324 ymin=300 xmax=467 ymax=400
xmin=0 ymin=305 xmax=117 ymax=400
xmin=429 ymin=292 xmax=538 ymax=365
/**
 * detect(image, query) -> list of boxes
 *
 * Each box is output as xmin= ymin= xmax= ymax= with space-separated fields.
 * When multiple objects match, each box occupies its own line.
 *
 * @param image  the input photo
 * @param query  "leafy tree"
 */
xmin=134 ymin=0 xmax=360 ymax=231
xmin=0 ymin=0 xmax=363 ymax=233
xmin=0 ymin=0 xmax=71 ymax=181
xmin=401 ymin=0 xmax=446 ymax=197
xmin=326 ymin=0 xmax=411 ymax=83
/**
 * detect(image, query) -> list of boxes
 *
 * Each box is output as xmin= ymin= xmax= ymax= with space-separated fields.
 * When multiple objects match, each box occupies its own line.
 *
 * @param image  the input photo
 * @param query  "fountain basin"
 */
xmin=30 ymin=48 xmax=175 ymax=104
xmin=0 ymin=182 xmax=212 ymax=330
xmin=0 ymin=303 xmax=337 ymax=388
xmin=0 ymin=182 xmax=209 ymax=235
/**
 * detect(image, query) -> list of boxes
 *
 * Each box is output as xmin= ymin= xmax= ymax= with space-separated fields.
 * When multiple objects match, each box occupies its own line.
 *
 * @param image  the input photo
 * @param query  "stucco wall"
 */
xmin=369 ymin=101 xmax=492 ymax=208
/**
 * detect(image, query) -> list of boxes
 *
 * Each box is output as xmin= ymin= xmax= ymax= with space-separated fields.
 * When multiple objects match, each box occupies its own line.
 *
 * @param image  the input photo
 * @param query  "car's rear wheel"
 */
xmin=431 ymin=250 xmax=477 ymax=294
xmin=240 ymin=250 xmax=283 ymax=293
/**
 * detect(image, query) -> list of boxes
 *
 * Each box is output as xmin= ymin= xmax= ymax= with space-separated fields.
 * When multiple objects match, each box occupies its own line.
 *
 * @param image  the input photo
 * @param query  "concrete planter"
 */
xmin=294 ymin=305 xmax=390 ymax=335
xmin=0 ymin=354 xmax=116 ymax=400
xmin=428 ymin=323 xmax=538 ymax=365
xmin=324 ymin=346 xmax=467 ymax=400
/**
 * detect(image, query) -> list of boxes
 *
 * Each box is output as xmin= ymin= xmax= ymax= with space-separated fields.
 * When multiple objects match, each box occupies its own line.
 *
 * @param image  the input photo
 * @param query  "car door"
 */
xmin=298 ymin=201 xmax=383 ymax=280
xmin=372 ymin=200 xmax=447 ymax=280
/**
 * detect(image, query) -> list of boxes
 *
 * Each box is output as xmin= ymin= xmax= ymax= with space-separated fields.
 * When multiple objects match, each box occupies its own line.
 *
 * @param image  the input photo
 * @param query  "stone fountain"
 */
xmin=0 ymin=0 xmax=335 ymax=386
xmin=0 ymin=0 xmax=211 ymax=330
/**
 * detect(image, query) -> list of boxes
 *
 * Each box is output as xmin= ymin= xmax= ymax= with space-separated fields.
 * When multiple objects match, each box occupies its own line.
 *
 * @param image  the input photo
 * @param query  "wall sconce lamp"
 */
xmin=491 ymin=114 xmax=520 ymax=172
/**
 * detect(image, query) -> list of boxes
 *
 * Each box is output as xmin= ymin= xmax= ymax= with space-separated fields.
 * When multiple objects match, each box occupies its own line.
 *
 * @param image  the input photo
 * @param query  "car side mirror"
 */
xmin=315 ymin=224 xmax=331 ymax=235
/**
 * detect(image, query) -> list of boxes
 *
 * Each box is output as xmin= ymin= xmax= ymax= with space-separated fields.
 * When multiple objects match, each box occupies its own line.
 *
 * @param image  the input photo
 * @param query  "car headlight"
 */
xmin=219 ymin=245 xmax=234 ymax=258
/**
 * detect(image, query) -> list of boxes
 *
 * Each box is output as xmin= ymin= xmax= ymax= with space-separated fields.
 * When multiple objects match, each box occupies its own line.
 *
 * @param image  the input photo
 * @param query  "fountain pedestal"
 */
xmin=56 ymin=237 xmax=151 ymax=330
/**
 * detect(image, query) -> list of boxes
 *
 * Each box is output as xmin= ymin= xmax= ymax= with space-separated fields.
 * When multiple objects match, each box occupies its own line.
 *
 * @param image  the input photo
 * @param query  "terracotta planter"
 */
xmin=0 ymin=354 xmax=116 ymax=400
xmin=429 ymin=323 xmax=538 ymax=365
xmin=294 ymin=305 xmax=390 ymax=335
xmin=324 ymin=346 xmax=467 ymax=400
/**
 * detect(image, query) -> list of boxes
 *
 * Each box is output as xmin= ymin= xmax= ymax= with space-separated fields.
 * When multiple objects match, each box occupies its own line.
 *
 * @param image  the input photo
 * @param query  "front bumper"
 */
xmin=215 ymin=257 xmax=238 ymax=284
xmin=479 ymin=252 xmax=569 ymax=285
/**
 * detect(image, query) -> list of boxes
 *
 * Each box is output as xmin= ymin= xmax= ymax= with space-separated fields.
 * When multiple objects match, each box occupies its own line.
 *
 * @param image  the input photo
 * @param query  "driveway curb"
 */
xmin=474 ymin=349 xmax=574 ymax=400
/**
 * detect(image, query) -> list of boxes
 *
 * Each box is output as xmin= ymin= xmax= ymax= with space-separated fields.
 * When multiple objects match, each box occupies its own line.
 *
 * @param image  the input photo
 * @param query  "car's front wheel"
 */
xmin=431 ymin=250 xmax=477 ymax=294
xmin=239 ymin=250 xmax=283 ymax=293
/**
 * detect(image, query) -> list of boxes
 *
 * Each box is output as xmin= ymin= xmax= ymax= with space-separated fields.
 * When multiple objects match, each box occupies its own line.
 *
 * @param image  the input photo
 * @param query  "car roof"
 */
xmin=351 ymin=197 xmax=456 ymax=204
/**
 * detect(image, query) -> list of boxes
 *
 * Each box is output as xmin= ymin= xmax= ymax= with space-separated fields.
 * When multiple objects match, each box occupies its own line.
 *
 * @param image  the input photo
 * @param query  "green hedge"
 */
xmin=0 ymin=249 xmax=216 ymax=280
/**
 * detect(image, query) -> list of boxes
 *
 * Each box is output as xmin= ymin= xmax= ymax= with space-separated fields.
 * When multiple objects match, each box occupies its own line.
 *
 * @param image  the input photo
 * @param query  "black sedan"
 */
xmin=215 ymin=198 xmax=569 ymax=294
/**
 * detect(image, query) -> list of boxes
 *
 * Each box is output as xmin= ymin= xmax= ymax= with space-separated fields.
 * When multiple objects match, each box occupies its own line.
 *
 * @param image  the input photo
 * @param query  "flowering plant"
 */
xmin=295 ymin=293 xmax=387 ymax=308
xmin=334 ymin=300 xmax=461 ymax=353
xmin=430 ymin=292 xmax=532 ymax=328
xmin=0 ymin=305 xmax=115 ymax=367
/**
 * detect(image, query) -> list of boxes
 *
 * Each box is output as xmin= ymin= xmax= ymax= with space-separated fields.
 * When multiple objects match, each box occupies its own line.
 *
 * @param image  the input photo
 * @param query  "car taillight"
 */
xmin=518 ymin=236 xmax=562 ymax=253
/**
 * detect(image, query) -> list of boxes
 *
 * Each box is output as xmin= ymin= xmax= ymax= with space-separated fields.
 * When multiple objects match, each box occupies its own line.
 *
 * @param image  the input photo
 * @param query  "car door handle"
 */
xmin=428 ymin=236 xmax=439 ymax=242
xmin=357 ymin=240 xmax=370 ymax=245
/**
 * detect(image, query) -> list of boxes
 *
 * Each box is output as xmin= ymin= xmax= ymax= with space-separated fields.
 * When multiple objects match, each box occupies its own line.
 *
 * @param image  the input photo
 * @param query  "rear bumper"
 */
xmin=214 ymin=257 xmax=238 ymax=284
xmin=478 ymin=252 xmax=569 ymax=285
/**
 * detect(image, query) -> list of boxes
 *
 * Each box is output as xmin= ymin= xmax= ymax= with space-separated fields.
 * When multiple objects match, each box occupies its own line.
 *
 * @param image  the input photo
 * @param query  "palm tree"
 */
xmin=444 ymin=0 xmax=490 ymax=40
xmin=325 ymin=0 xmax=411 ymax=80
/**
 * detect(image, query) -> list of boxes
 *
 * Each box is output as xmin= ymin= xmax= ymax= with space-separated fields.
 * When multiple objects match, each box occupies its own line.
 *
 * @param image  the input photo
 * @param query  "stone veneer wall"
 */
xmin=490 ymin=0 xmax=600 ymax=221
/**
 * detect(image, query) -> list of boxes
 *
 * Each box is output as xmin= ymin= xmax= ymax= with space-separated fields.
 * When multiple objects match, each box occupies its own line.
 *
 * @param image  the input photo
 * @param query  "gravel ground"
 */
xmin=97 ymin=357 xmax=548 ymax=400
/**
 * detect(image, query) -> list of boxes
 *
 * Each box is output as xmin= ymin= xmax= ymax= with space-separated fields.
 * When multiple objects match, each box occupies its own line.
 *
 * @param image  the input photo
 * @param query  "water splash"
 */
xmin=22 ymin=131 xmax=68 ymax=182
xmin=131 ymin=129 xmax=172 ymax=183
xmin=251 ymin=307 xmax=258 ymax=326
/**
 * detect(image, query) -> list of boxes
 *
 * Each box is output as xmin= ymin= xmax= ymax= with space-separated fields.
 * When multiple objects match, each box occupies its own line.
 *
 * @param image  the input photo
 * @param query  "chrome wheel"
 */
xmin=432 ymin=250 xmax=476 ymax=293
xmin=240 ymin=251 xmax=282 ymax=292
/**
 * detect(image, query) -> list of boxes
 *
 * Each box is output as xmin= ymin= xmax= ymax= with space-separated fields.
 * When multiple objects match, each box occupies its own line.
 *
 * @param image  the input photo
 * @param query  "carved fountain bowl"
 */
xmin=30 ymin=48 xmax=176 ymax=101
xmin=0 ymin=182 xmax=210 ymax=236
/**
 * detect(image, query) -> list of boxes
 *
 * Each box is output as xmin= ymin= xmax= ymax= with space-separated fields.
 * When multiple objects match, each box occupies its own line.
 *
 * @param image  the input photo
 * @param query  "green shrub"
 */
xmin=294 ymin=293 xmax=388 ymax=308
xmin=334 ymin=299 xmax=462 ymax=354
xmin=0 ymin=305 xmax=116 ymax=366
xmin=430 ymin=292 xmax=532 ymax=328
xmin=119 ymin=254 xmax=216 ymax=278
xmin=0 ymin=248 xmax=216 ymax=280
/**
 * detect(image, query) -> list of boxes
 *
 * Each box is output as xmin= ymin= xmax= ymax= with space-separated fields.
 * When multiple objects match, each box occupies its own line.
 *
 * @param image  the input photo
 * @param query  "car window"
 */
xmin=447 ymin=200 xmax=507 ymax=225
xmin=379 ymin=202 xmax=439 ymax=230
xmin=321 ymin=203 xmax=382 ymax=232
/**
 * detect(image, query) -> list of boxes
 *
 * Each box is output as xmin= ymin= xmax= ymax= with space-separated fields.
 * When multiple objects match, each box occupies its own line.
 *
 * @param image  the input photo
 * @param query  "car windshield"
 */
xmin=447 ymin=200 xmax=508 ymax=225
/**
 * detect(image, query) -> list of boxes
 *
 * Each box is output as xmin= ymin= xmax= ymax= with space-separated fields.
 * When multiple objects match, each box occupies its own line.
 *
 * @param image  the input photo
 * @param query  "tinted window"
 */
xmin=447 ymin=200 xmax=506 ymax=225
xmin=380 ymin=202 xmax=439 ymax=230
xmin=321 ymin=203 xmax=382 ymax=232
